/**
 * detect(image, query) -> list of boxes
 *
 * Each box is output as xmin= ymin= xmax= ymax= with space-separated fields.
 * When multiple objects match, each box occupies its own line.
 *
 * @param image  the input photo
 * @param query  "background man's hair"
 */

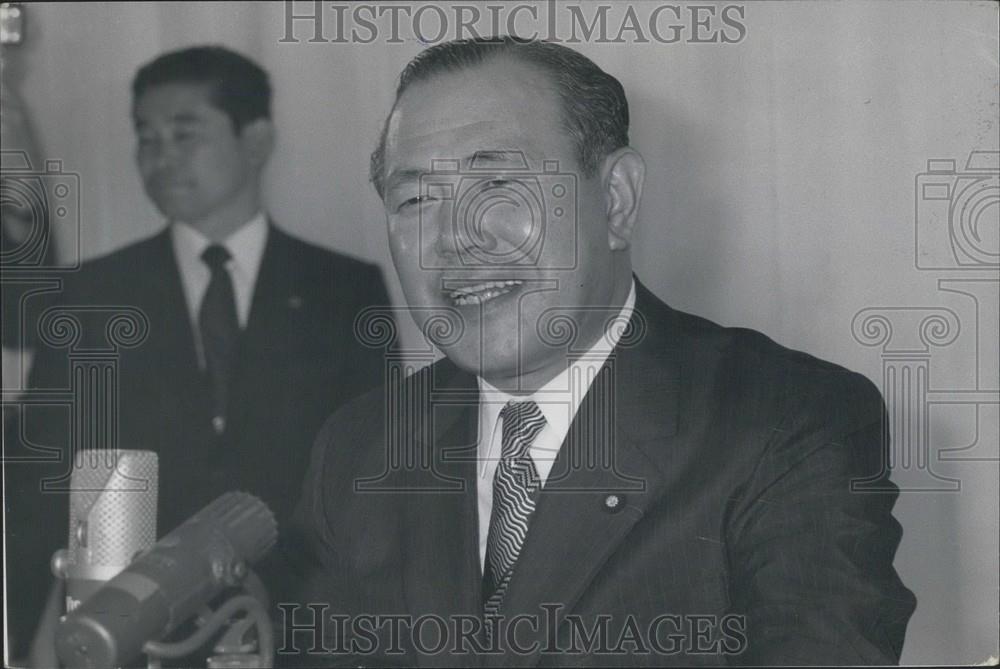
xmin=370 ymin=36 xmax=630 ymax=198
xmin=132 ymin=45 xmax=271 ymax=131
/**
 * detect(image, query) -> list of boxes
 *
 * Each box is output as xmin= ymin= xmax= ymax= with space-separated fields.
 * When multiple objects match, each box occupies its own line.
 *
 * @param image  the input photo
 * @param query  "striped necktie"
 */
xmin=483 ymin=400 xmax=546 ymax=625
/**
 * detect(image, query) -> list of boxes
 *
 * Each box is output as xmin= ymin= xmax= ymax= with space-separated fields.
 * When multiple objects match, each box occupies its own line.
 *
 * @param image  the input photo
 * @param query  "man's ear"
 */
xmin=239 ymin=119 xmax=275 ymax=168
xmin=602 ymin=147 xmax=645 ymax=251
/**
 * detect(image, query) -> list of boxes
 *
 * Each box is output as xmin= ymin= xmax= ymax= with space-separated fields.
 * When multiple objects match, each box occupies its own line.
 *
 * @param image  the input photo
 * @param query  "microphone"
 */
xmin=54 ymin=491 xmax=278 ymax=669
xmin=51 ymin=449 xmax=159 ymax=611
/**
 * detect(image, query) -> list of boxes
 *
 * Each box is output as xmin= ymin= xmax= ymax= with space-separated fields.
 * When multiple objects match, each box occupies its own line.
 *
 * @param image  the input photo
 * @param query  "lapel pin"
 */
xmin=287 ymin=295 xmax=303 ymax=309
xmin=603 ymin=494 xmax=625 ymax=513
xmin=212 ymin=415 xmax=226 ymax=435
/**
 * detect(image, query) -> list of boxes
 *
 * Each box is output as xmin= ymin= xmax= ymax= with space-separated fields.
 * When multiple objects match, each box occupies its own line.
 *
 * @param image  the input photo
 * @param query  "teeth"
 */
xmin=448 ymin=280 xmax=523 ymax=297
xmin=447 ymin=280 xmax=523 ymax=305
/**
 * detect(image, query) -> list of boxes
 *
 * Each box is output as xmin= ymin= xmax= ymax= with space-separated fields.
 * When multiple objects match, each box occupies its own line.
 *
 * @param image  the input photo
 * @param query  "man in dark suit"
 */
xmin=286 ymin=37 xmax=916 ymax=667
xmin=3 ymin=46 xmax=390 ymax=660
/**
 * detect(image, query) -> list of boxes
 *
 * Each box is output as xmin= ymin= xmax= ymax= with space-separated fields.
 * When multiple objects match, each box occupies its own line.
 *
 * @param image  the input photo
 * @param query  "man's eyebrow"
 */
xmin=170 ymin=112 xmax=203 ymax=124
xmin=132 ymin=112 xmax=204 ymax=128
xmin=384 ymin=167 xmax=426 ymax=190
xmin=467 ymin=149 xmax=539 ymax=170
xmin=385 ymin=149 xmax=535 ymax=190
xmin=469 ymin=150 xmax=524 ymax=163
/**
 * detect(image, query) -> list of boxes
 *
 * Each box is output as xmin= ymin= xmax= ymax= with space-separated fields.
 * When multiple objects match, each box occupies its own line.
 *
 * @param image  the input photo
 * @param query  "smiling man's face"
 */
xmin=382 ymin=57 xmax=627 ymax=392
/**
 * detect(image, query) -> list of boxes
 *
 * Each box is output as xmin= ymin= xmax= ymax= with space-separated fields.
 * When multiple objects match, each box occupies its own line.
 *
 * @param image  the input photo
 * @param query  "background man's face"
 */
xmin=133 ymin=83 xmax=258 ymax=230
xmin=382 ymin=58 xmax=620 ymax=389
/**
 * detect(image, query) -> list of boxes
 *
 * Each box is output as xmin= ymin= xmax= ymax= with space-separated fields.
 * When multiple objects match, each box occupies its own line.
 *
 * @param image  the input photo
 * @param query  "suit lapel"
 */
xmin=228 ymin=223 xmax=301 ymax=432
xmin=239 ymin=222 xmax=294 ymax=355
xmin=399 ymin=362 xmax=484 ymax=667
xmin=484 ymin=281 xmax=682 ymax=667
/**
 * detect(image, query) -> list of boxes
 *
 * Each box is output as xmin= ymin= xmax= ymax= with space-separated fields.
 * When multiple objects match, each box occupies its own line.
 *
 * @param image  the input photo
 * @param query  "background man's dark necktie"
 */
xmin=199 ymin=244 xmax=239 ymax=435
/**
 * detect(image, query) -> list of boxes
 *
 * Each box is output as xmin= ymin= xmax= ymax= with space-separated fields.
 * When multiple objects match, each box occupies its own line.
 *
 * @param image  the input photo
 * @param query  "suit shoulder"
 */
xmin=272 ymin=227 xmax=383 ymax=277
xmin=668 ymin=305 xmax=883 ymax=419
xmin=80 ymin=232 xmax=167 ymax=272
xmin=317 ymin=357 xmax=444 ymax=431
xmin=60 ymin=231 xmax=169 ymax=294
xmin=309 ymin=359 xmax=448 ymax=488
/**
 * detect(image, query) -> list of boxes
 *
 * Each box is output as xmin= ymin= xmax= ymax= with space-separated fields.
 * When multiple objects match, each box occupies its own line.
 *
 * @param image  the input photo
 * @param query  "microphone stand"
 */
xmin=26 ymin=577 xmax=65 ymax=668
xmin=142 ymin=569 xmax=274 ymax=669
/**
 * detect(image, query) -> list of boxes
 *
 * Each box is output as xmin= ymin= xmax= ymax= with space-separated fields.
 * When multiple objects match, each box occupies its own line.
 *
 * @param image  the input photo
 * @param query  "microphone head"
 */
xmin=186 ymin=491 xmax=278 ymax=566
xmin=61 ymin=449 xmax=158 ymax=608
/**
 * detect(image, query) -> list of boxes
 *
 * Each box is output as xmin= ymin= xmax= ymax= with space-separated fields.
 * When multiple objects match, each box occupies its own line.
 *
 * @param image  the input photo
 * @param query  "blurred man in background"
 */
xmin=4 ymin=45 xmax=390 ymax=661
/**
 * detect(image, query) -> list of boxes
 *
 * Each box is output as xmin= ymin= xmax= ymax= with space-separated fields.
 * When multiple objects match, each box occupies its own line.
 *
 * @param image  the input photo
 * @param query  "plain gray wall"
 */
xmin=5 ymin=2 xmax=998 ymax=663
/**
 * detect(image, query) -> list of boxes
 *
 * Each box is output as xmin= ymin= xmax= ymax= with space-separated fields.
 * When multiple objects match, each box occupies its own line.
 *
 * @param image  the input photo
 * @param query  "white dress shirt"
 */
xmin=476 ymin=280 xmax=637 ymax=566
xmin=170 ymin=213 xmax=269 ymax=367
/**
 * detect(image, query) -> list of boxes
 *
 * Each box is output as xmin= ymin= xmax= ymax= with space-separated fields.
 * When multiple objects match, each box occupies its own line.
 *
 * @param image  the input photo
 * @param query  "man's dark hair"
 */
xmin=132 ymin=45 xmax=271 ymax=132
xmin=370 ymin=36 xmax=630 ymax=198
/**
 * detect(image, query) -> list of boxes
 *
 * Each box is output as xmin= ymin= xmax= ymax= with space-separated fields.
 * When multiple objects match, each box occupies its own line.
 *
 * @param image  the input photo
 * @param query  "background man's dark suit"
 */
xmin=290 ymin=280 xmax=916 ymax=667
xmin=4 ymin=222 xmax=390 ymax=658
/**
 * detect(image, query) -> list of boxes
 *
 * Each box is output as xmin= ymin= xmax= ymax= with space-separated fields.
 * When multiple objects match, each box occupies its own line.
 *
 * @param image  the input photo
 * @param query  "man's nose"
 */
xmin=431 ymin=203 xmax=466 ymax=259
xmin=433 ymin=204 xmax=504 ymax=263
xmin=155 ymin=142 xmax=183 ymax=170
xmin=142 ymin=138 xmax=181 ymax=171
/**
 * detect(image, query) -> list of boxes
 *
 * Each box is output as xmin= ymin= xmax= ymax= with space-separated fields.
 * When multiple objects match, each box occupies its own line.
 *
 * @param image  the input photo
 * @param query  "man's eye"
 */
xmin=137 ymin=136 xmax=155 ymax=147
xmin=397 ymin=194 xmax=434 ymax=211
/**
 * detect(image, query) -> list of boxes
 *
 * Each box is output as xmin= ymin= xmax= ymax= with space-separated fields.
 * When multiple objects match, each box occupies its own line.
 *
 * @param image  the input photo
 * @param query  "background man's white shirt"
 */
xmin=170 ymin=212 xmax=268 ymax=367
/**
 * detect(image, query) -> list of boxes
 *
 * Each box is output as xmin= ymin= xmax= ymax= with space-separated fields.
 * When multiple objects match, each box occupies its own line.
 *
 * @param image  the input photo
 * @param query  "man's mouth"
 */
xmin=152 ymin=176 xmax=194 ymax=190
xmin=445 ymin=280 xmax=524 ymax=306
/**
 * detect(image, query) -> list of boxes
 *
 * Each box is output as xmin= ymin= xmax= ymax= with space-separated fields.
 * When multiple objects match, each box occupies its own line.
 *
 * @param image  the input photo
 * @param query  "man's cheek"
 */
xmin=388 ymin=222 xmax=419 ymax=255
xmin=387 ymin=238 xmax=412 ymax=269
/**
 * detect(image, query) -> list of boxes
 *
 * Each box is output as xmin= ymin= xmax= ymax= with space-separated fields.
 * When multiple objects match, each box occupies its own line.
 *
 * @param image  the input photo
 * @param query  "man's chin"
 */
xmin=438 ymin=343 xmax=552 ymax=390
xmin=436 ymin=342 xmax=505 ymax=380
xmin=150 ymin=197 xmax=206 ymax=223
xmin=412 ymin=310 xmax=537 ymax=377
xmin=154 ymin=204 xmax=193 ymax=222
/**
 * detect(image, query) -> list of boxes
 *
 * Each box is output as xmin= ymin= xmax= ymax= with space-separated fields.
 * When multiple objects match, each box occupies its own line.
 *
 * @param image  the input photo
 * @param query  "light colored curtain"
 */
xmin=7 ymin=2 xmax=998 ymax=663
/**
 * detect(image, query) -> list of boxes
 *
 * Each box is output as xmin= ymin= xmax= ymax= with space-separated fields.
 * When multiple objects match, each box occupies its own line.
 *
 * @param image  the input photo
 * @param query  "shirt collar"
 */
xmin=170 ymin=212 xmax=269 ymax=277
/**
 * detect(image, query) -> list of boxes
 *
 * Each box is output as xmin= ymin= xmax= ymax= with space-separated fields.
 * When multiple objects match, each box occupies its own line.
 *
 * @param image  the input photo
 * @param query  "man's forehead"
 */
xmin=134 ymin=82 xmax=214 ymax=116
xmin=387 ymin=61 xmax=560 ymax=137
xmin=388 ymin=119 xmax=524 ymax=154
xmin=385 ymin=105 xmax=565 ymax=168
